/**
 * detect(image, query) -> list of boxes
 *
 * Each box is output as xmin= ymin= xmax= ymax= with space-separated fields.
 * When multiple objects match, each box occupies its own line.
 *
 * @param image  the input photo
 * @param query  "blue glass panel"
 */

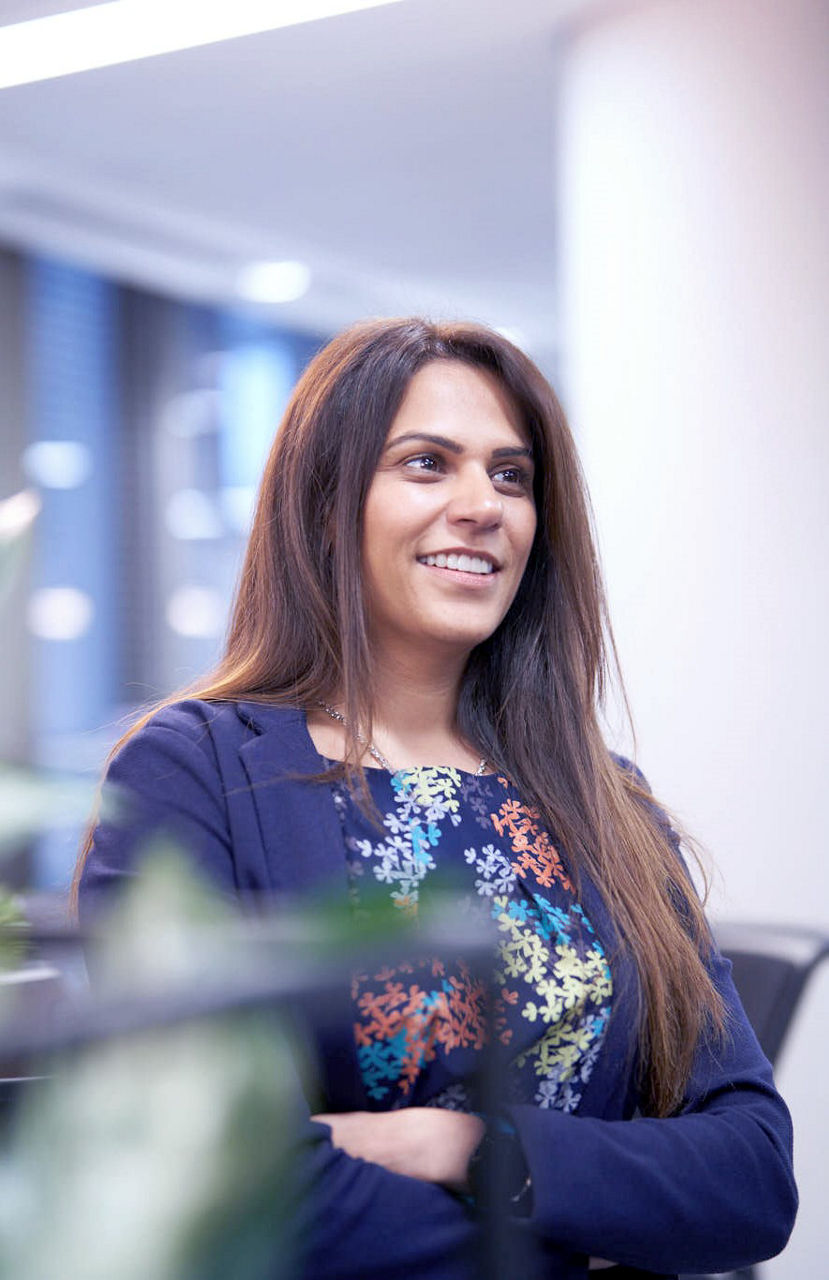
xmin=217 ymin=314 xmax=299 ymax=496
xmin=25 ymin=257 xmax=119 ymax=886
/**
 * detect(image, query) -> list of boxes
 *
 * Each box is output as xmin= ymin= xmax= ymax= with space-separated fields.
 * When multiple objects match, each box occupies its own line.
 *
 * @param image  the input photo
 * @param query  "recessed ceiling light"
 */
xmin=0 ymin=0 xmax=404 ymax=91
xmin=236 ymin=260 xmax=312 ymax=304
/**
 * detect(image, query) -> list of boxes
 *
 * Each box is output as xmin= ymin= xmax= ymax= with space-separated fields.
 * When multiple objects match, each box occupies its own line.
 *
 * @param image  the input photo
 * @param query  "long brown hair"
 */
xmin=75 ymin=317 xmax=723 ymax=1115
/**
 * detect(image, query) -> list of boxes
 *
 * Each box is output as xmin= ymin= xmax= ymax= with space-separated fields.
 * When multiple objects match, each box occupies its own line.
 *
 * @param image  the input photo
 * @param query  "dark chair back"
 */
xmin=681 ymin=922 xmax=829 ymax=1280
xmin=714 ymin=922 xmax=829 ymax=1066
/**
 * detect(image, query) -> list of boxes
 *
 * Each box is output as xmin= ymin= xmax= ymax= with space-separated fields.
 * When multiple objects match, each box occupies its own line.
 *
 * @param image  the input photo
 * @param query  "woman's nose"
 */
xmin=446 ymin=466 xmax=503 ymax=526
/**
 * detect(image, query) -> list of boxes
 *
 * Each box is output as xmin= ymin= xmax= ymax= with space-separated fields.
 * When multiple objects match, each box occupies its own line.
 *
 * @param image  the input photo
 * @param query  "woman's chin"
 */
xmin=409 ymin=624 xmax=498 ymax=659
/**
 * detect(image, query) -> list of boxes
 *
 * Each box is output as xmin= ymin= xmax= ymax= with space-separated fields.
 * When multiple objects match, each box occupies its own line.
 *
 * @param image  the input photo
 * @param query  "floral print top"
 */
xmin=331 ymin=765 xmax=613 ymax=1115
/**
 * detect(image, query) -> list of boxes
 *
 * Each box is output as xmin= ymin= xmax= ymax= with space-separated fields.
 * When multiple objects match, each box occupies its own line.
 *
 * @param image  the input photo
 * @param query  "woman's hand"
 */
xmin=312 ymin=1107 xmax=485 ymax=1191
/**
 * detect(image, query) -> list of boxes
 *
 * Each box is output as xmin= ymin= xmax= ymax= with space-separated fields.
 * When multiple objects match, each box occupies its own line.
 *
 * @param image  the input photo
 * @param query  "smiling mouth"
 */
xmin=417 ymin=553 xmax=497 ymax=575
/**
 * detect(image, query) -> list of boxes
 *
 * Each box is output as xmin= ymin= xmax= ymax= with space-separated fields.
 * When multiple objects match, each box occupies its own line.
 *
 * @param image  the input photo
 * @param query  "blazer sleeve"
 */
xmin=507 ymin=905 xmax=797 ymax=1273
xmin=79 ymin=710 xmax=486 ymax=1280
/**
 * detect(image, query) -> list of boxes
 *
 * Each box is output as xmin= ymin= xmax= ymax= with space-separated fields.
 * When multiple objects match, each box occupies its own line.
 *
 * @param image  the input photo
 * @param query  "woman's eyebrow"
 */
xmin=385 ymin=432 xmax=463 ymax=453
xmin=492 ymin=445 xmax=534 ymax=461
xmin=385 ymin=432 xmax=534 ymax=461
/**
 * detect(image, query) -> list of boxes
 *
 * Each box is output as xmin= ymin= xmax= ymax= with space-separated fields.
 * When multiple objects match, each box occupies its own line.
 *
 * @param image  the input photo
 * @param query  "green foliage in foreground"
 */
xmin=0 ymin=490 xmax=39 ymax=608
xmin=0 ymin=893 xmax=27 ymax=974
xmin=0 ymin=852 xmax=304 ymax=1280
xmin=0 ymin=764 xmax=107 ymax=859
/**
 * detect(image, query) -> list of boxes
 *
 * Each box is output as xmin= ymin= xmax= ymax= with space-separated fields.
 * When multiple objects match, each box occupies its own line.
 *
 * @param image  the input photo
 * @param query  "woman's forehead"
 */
xmin=386 ymin=360 xmax=531 ymax=449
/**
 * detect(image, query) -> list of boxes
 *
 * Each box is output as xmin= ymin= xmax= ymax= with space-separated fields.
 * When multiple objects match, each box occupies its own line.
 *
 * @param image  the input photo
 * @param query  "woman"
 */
xmin=75 ymin=318 xmax=797 ymax=1279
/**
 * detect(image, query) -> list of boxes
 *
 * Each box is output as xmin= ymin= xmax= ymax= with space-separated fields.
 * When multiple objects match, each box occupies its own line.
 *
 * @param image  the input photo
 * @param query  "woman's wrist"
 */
xmin=466 ymin=1121 xmax=533 ymax=1218
xmin=313 ymin=1107 xmax=485 ymax=1189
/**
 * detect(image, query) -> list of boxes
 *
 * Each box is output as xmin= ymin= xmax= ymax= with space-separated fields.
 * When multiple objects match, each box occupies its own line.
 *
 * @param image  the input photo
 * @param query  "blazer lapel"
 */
xmin=236 ymin=702 xmax=366 ymax=1109
xmin=237 ymin=702 xmax=350 ymax=899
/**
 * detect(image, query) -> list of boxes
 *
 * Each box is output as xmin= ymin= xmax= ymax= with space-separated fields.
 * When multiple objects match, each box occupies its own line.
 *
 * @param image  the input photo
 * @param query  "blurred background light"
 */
xmin=27 ymin=587 xmax=94 ymax=641
xmin=219 ymin=486 xmax=257 ymax=536
xmin=161 ymin=390 xmax=220 ymax=439
xmin=0 ymin=0 xmax=405 ymax=90
xmin=165 ymin=585 xmax=226 ymax=639
xmin=165 ymin=489 xmax=223 ymax=541
xmin=21 ymin=441 xmax=93 ymax=490
xmin=235 ymin=261 xmax=312 ymax=305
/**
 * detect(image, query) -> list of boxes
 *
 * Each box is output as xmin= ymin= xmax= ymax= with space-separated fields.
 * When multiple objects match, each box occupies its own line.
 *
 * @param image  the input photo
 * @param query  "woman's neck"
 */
xmin=370 ymin=646 xmax=464 ymax=742
xmin=308 ymin=643 xmax=484 ymax=771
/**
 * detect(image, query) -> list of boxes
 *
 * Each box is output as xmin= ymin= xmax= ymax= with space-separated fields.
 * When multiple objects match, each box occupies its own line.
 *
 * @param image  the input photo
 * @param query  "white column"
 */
xmin=557 ymin=3 xmax=828 ymax=1273
xmin=559 ymin=0 xmax=829 ymax=920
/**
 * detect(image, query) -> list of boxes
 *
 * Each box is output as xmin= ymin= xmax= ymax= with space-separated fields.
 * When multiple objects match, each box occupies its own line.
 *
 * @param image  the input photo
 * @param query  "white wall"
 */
xmin=556 ymin=0 xmax=829 ymax=1273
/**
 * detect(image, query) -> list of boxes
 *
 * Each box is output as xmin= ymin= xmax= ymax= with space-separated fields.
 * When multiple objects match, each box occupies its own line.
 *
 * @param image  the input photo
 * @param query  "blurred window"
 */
xmin=16 ymin=251 xmax=326 ymax=890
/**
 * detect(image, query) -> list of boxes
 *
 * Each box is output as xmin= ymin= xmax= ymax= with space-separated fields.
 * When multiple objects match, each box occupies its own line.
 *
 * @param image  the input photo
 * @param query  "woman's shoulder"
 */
xmin=106 ymin=699 xmax=312 ymax=791
xmin=127 ymin=697 xmax=306 ymax=747
xmin=609 ymin=751 xmax=651 ymax=792
xmin=101 ymin=698 xmax=314 ymax=833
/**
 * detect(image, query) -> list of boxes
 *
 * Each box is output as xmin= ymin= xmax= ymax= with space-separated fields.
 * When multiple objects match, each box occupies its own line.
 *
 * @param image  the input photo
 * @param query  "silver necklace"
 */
xmin=317 ymin=701 xmax=487 ymax=776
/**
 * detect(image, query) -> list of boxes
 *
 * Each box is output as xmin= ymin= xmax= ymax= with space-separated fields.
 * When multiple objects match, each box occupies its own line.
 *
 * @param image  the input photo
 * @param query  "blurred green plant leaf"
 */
xmin=0 ymin=890 xmax=27 ymax=973
xmin=0 ymin=1018 xmax=301 ymax=1280
xmin=91 ymin=839 xmax=247 ymax=993
xmin=0 ymin=765 xmax=105 ymax=858
xmin=0 ymin=489 xmax=39 ymax=606
xmin=0 ymin=849 xmax=303 ymax=1280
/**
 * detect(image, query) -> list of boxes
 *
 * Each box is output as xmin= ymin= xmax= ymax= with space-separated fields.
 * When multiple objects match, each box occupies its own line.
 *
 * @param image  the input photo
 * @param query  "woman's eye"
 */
xmin=493 ymin=466 xmax=530 ymax=489
xmin=404 ymin=454 xmax=442 ymax=473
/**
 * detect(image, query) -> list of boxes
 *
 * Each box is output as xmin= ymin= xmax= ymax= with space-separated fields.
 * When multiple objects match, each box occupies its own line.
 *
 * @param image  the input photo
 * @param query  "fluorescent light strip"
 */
xmin=0 ymin=0 xmax=404 ymax=90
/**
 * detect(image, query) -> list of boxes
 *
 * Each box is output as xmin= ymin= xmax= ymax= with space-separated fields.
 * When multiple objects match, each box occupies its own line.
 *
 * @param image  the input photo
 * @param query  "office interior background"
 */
xmin=0 ymin=0 xmax=826 ymax=1273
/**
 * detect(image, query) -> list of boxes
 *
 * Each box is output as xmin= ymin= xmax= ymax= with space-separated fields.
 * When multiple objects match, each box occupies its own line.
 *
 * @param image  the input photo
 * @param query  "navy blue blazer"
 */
xmin=80 ymin=699 xmax=797 ymax=1280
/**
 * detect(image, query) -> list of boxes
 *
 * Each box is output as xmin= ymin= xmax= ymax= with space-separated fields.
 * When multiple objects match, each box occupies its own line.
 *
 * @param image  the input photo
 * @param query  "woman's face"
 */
xmin=361 ymin=360 xmax=538 ymax=666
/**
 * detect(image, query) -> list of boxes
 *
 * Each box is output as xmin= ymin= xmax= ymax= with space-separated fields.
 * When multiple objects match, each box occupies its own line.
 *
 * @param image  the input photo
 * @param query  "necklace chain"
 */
xmin=317 ymin=702 xmax=487 ymax=776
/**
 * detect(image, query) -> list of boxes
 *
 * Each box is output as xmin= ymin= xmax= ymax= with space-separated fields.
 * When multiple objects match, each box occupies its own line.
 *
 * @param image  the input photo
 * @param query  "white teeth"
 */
xmin=419 ymin=554 xmax=494 ymax=575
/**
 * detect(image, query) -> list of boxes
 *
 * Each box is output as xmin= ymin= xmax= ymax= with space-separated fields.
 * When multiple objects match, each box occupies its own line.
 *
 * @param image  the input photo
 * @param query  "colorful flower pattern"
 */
xmin=333 ymin=767 xmax=612 ymax=1113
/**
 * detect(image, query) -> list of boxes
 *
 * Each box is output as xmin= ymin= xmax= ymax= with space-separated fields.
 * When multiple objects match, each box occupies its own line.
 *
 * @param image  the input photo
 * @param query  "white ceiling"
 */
xmin=0 ymin=0 xmax=598 ymax=357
